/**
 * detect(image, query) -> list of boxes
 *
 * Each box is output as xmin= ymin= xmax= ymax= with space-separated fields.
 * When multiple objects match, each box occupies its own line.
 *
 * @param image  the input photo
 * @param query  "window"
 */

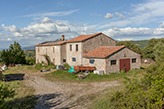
xmin=90 ymin=59 xmax=95 ymax=64
xmin=70 ymin=45 xmax=72 ymax=51
xmin=72 ymin=58 xmax=76 ymax=62
xmin=76 ymin=44 xmax=78 ymax=51
xmin=53 ymin=47 xmax=55 ymax=53
xmin=63 ymin=59 xmax=66 ymax=63
xmin=111 ymin=60 xmax=116 ymax=65
xmin=132 ymin=58 xmax=136 ymax=63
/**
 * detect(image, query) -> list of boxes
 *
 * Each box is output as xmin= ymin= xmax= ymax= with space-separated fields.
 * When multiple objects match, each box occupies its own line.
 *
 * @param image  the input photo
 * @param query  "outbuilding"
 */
xmin=83 ymin=46 xmax=141 ymax=74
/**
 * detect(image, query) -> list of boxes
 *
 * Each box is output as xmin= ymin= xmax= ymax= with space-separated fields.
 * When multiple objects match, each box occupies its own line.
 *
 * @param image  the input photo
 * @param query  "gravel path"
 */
xmin=24 ymin=71 xmax=120 ymax=109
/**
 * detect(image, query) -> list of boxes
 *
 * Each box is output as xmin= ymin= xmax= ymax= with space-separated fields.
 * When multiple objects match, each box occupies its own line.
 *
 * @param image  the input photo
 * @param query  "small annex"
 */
xmin=36 ymin=32 xmax=141 ymax=74
xmin=83 ymin=46 xmax=141 ymax=74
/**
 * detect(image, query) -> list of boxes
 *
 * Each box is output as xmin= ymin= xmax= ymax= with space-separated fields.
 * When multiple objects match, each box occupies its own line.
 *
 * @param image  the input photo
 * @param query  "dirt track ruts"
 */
xmin=24 ymin=71 xmax=120 ymax=109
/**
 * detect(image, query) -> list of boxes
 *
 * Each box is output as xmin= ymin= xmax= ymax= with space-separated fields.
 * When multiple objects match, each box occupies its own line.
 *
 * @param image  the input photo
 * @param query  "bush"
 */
xmin=34 ymin=62 xmax=56 ymax=70
xmin=25 ymin=56 xmax=35 ymax=65
xmin=95 ymin=56 xmax=164 ymax=108
xmin=63 ymin=63 xmax=71 ymax=69
xmin=0 ymin=82 xmax=15 ymax=108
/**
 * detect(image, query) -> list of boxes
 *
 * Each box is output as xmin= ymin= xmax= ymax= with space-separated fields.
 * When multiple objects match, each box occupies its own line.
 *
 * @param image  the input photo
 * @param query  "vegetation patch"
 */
xmin=44 ymin=69 xmax=143 ymax=82
xmin=34 ymin=62 xmax=56 ymax=70
xmin=2 ymin=81 xmax=37 ymax=109
xmin=1 ymin=66 xmax=37 ymax=109
xmin=91 ymin=54 xmax=164 ymax=109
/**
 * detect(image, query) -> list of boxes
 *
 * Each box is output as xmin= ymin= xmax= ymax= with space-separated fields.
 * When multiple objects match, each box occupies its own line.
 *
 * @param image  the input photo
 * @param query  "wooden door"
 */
xmin=120 ymin=59 xmax=130 ymax=72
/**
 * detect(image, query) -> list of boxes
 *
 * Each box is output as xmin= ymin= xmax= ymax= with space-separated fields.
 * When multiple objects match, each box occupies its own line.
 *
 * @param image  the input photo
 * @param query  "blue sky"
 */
xmin=0 ymin=0 xmax=164 ymax=48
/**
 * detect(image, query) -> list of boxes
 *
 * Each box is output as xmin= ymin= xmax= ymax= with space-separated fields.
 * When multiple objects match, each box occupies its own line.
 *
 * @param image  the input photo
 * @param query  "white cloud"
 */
xmin=103 ymin=27 xmax=154 ymax=37
xmin=98 ymin=0 xmax=164 ymax=30
xmin=102 ymin=22 xmax=164 ymax=40
xmin=40 ymin=17 xmax=54 ymax=23
xmin=2 ymin=24 xmax=19 ymax=32
xmin=7 ymin=38 xmax=13 ymax=41
xmin=23 ymin=9 xmax=79 ymax=17
xmin=104 ymin=13 xmax=114 ymax=19
xmin=115 ymin=12 xmax=125 ymax=19
xmin=1 ymin=17 xmax=94 ymax=41
xmin=159 ymin=22 xmax=164 ymax=28
xmin=117 ymin=38 xmax=133 ymax=41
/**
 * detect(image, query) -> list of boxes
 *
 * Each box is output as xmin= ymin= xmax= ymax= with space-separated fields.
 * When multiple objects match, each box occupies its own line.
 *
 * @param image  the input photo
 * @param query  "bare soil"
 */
xmin=24 ymin=70 xmax=120 ymax=109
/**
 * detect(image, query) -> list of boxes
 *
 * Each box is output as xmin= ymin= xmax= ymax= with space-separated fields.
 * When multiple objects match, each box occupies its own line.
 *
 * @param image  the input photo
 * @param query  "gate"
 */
xmin=120 ymin=59 xmax=130 ymax=72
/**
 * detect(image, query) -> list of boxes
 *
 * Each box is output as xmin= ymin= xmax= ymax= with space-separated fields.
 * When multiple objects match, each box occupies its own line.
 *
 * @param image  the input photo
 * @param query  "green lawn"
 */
xmin=44 ymin=69 xmax=144 ymax=82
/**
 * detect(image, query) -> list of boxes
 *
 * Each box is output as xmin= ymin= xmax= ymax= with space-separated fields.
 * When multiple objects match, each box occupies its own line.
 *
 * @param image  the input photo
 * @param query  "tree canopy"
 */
xmin=143 ymin=38 xmax=164 ymax=60
xmin=116 ymin=41 xmax=142 ymax=54
xmin=0 ymin=42 xmax=26 ymax=66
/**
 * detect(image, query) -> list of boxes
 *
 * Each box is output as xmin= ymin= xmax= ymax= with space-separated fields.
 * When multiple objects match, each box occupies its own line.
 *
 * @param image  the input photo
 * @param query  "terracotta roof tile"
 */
xmin=83 ymin=46 xmax=125 ymax=58
xmin=36 ymin=40 xmax=66 ymax=46
xmin=66 ymin=32 xmax=102 ymax=43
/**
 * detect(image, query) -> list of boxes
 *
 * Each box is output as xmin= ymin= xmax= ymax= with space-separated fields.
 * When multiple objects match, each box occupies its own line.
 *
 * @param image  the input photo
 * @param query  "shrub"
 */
xmin=0 ymin=82 xmax=15 ymax=108
xmin=25 ymin=56 xmax=35 ymax=65
xmin=63 ymin=63 xmax=71 ymax=69
xmin=97 ymin=59 xmax=164 ymax=109
xmin=34 ymin=62 xmax=56 ymax=70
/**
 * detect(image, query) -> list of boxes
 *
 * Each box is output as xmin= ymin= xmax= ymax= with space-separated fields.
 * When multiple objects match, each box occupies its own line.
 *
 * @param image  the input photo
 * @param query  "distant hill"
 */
xmin=22 ymin=46 xmax=35 ymax=50
xmin=131 ymin=40 xmax=148 ymax=48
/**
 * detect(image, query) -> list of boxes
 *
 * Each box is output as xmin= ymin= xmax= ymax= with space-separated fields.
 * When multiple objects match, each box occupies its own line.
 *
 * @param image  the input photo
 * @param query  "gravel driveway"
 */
xmin=24 ymin=71 xmax=120 ymax=109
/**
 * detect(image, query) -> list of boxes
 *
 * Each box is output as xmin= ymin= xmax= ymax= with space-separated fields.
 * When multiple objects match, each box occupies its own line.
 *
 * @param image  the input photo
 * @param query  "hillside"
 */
xmin=131 ymin=40 xmax=148 ymax=48
xmin=22 ymin=46 xmax=35 ymax=50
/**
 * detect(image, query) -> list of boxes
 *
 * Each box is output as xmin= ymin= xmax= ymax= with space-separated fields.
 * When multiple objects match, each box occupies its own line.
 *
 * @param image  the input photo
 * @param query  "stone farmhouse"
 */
xmin=36 ymin=32 xmax=141 ymax=74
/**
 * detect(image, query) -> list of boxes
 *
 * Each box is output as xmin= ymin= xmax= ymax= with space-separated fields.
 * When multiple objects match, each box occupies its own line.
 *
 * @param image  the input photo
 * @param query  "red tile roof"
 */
xmin=83 ymin=46 xmax=125 ymax=58
xmin=66 ymin=32 xmax=102 ymax=43
xmin=36 ymin=40 xmax=66 ymax=46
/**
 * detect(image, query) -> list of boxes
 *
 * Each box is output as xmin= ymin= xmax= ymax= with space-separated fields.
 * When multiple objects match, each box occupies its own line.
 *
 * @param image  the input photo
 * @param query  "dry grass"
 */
xmin=2 ymin=65 xmax=37 ymax=109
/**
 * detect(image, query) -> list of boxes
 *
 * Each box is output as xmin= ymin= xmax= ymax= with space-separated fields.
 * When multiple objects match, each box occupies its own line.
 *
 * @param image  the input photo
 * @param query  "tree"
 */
xmin=0 ymin=42 xmax=26 ymax=66
xmin=153 ymin=41 xmax=164 ymax=61
xmin=143 ymin=38 xmax=164 ymax=60
xmin=116 ymin=41 xmax=142 ymax=54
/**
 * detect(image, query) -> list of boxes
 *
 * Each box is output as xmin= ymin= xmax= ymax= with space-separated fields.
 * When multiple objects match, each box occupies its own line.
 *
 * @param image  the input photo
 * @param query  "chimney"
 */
xmin=61 ymin=35 xmax=65 ymax=41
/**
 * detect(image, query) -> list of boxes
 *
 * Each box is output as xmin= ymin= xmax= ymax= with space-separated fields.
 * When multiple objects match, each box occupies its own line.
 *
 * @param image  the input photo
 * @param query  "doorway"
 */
xmin=120 ymin=59 xmax=130 ymax=72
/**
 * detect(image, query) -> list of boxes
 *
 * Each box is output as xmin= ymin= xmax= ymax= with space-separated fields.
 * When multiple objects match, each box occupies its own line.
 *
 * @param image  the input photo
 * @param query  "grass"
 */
xmin=1 ymin=65 xmax=37 ymax=109
xmin=44 ymin=69 xmax=144 ymax=82
xmin=88 ymin=69 xmax=146 ymax=109
xmin=3 ymin=81 xmax=37 ymax=109
xmin=34 ymin=63 xmax=56 ymax=70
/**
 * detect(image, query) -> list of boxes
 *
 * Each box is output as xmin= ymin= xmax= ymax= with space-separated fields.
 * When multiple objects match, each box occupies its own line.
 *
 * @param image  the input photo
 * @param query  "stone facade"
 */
xmin=66 ymin=33 xmax=116 ymax=66
xmin=36 ymin=45 xmax=62 ymax=65
xmin=66 ymin=42 xmax=83 ymax=66
xmin=106 ymin=48 xmax=140 ymax=74
xmin=83 ymin=47 xmax=141 ymax=74
xmin=82 ymin=34 xmax=116 ymax=54
xmin=36 ymin=32 xmax=141 ymax=74
xmin=83 ymin=58 xmax=106 ymax=72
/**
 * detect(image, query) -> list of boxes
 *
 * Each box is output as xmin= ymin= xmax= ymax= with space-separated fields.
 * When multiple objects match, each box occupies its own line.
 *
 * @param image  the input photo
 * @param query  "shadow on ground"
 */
xmin=5 ymin=93 xmax=81 ymax=109
xmin=4 ymin=74 xmax=25 ymax=81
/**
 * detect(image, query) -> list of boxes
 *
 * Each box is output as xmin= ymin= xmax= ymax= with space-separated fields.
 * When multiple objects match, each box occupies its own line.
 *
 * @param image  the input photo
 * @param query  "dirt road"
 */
xmin=24 ymin=71 xmax=120 ymax=109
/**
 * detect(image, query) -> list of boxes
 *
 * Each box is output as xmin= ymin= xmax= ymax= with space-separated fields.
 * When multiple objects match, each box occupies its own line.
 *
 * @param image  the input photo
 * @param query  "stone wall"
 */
xmin=83 ymin=58 xmax=106 ymax=73
xmin=106 ymin=48 xmax=141 ymax=73
xmin=35 ymin=45 xmax=62 ymax=65
xmin=66 ymin=42 xmax=83 ymax=66
xmin=61 ymin=43 xmax=66 ymax=64
xmin=82 ymin=34 xmax=116 ymax=54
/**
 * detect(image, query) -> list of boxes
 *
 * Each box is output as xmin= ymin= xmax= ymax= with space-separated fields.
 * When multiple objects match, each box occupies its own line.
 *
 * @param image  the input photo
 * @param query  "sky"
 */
xmin=1 ymin=0 xmax=164 ymax=48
